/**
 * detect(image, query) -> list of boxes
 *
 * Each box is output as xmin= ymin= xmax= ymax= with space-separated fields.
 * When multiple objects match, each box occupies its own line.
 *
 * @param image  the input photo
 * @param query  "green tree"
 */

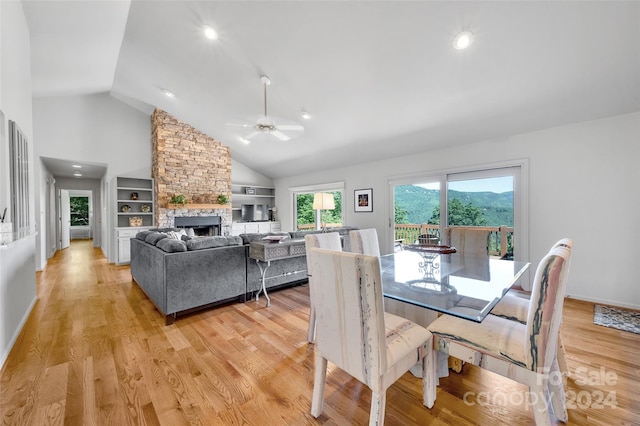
xmin=428 ymin=199 xmax=488 ymax=226
xmin=70 ymin=196 xmax=89 ymax=226
xmin=395 ymin=204 xmax=409 ymax=224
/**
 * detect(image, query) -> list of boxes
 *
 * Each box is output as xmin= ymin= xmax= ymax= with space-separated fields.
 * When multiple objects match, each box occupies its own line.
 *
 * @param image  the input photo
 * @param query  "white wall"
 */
xmin=274 ymin=112 xmax=640 ymax=310
xmin=33 ymin=93 xmax=152 ymax=262
xmin=0 ymin=0 xmax=37 ymax=368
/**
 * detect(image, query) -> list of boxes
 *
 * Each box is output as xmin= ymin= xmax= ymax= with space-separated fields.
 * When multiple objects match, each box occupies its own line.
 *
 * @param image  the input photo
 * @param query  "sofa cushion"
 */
xmin=136 ymin=230 xmax=155 ymax=240
xmin=227 ymin=236 xmax=243 ymax=246
xmin=156 ymin=238 xmax=187 ymax=253
xmin=186 ymin=236 xmax=240 ymax=251
xmin=145 ymin=232 xmax=168 ymax=245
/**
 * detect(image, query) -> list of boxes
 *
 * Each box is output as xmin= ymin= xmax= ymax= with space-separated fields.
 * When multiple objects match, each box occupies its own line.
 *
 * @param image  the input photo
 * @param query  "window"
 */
xmin=390 ymin=163 xmax=526 ymax=260
xmin=289 ymin=182 xmax=345 ymax=231
xmin=70 ymin=196 xmax=90 ymax=226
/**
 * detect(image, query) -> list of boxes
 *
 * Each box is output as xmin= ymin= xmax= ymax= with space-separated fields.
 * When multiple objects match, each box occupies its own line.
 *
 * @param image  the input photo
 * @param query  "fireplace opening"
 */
xmin=174 ymin=216 xmax=221 ymax=236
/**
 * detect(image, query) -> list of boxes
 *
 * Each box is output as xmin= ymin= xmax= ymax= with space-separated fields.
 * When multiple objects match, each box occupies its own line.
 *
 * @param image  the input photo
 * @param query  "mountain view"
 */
xmin=394 ymin=185 xmax=514 ymax=227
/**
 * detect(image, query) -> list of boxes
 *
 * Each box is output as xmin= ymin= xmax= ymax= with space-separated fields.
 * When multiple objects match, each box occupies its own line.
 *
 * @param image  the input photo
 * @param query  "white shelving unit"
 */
xmin=231 ymin=183 xmax=279 ymax=233
xmin=114 ymin=176 xmax=154 ymax=264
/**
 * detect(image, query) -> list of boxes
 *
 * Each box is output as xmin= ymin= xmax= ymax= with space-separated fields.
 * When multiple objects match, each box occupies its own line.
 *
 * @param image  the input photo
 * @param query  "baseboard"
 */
xmin=566 ymin=295 xmax=640 ymax=311
xmin=0 ymin=295 xmax=37 ymax=370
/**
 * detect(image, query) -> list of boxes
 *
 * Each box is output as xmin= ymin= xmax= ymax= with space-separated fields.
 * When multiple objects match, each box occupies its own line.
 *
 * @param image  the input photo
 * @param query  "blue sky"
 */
xmin=418 ymin=176 xmax=513 ymax=193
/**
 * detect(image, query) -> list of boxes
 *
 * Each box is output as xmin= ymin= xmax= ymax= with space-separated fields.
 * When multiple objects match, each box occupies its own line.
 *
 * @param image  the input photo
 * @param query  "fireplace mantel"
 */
xmin=166 ymin=203 xmax=230 ymax=209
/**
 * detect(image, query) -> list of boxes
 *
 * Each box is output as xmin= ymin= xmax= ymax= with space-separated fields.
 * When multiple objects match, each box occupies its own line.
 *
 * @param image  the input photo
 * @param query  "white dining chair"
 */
xmin=427 ymin=242 xmax=573 ymax=425
xmin=442 ymin=226 xmax=490 ymax=256
xmin=349 ymin=228 xmax=381 ymax=257
xmin=308 ymin=247 xmax=436 ymax=425
xmin=304 ymin=232 xmax=342 ymax=343
xmin=490 ymin=238 xmax=573 ymax=374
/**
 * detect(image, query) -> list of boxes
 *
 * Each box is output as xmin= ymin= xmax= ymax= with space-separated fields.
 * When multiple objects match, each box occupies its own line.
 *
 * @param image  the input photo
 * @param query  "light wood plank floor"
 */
xmin=1 ymin=240 xmax=638 ymax=425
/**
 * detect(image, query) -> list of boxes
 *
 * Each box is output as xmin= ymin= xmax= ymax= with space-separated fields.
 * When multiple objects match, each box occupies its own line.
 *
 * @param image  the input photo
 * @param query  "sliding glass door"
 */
xmin=390 ymin=165 xmax=525 ymax=260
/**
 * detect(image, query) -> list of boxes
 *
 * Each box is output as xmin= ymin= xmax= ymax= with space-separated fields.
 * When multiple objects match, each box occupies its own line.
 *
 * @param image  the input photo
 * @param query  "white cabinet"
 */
xmin=116 ymin=228 xmax=143 ymax=265
xmin=230 ymin=222 xmax=281 ymax=236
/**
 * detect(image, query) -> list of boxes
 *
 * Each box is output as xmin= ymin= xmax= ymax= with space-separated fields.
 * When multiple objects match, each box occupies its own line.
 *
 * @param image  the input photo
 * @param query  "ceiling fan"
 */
xmin=228 ymin=75 xmax=304 ymax=142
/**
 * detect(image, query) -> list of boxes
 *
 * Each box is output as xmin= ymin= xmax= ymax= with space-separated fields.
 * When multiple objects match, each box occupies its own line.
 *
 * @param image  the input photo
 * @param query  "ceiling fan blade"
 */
xmin=270 ymin=130 xmax=291 ymax=141
xmin=277 ymin=124 xmax=304 ymax=131
xmin=244 ymin=131 xmax=262 ymax=140
xmin=226 ymin=121 xmax=253 ymax=128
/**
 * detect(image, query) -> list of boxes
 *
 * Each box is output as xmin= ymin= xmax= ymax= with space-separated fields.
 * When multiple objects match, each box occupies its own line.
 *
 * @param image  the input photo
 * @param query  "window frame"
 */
xmin=289 ymin=182 xmax=345 ymax=231
xmin=388 ymin=160 xmax=528 ymax=263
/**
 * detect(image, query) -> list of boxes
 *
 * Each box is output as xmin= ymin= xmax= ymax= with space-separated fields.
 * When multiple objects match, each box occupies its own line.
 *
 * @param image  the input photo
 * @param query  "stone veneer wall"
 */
xmin=151 ymin=108 xmax=232 ymax=228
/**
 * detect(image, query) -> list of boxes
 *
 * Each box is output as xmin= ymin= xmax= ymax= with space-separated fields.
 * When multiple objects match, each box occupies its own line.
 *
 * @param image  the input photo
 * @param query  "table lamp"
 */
xmin=313 ymin=193 xmax=335 ymax=232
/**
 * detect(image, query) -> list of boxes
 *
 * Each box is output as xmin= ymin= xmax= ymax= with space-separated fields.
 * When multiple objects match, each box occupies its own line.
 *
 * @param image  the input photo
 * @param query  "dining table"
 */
xmin=379 ymin=246 xmax=530 ymax=378
xmin=380 ymin=246 xmax=530 ymax=323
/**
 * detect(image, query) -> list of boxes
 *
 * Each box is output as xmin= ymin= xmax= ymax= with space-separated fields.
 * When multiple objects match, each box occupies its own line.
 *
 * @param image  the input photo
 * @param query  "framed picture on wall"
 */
xmin=354 ymin=188 xmax=373 ymax=212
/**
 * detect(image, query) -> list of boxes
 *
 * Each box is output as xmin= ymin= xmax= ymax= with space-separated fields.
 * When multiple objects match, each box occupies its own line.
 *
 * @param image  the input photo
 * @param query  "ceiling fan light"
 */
xmin=453 ymin=31 xmax=474 ymax=49
xmin=203 ymin=25 xmax=218 ymax=40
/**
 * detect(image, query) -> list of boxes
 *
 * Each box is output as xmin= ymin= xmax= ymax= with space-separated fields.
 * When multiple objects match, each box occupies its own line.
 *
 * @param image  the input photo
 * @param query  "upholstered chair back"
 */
xmin=442 ymin=226 xmax=490 ymax=256
xmin=525 ymin=242 xmax=573 ymax=372
xmin=349 ymin=228 xmax=381 ymax=257
xmin=307 ymin=248 xmax=387 ymax=387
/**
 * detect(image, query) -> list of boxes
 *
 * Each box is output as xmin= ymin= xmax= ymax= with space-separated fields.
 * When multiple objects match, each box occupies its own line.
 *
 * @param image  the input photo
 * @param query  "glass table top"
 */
xmin=380 ymin=249 xmax=530 ymax=322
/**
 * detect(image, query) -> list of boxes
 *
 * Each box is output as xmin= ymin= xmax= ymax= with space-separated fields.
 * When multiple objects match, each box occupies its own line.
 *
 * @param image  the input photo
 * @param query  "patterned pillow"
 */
xmin=166 ymin=229 xmax=187 ymax=240
xmin=156 ymin=238 xmax=187 ymax=253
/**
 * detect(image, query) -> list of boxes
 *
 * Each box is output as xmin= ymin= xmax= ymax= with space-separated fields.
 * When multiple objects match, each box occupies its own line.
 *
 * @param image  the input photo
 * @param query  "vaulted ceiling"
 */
xmin=23 ymin=1 xmax=640 ymax=179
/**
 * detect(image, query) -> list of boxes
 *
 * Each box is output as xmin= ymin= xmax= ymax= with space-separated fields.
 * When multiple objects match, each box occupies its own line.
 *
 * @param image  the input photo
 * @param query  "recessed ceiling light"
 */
xmin=203 ymin=25 xmax=219 ymax=40
xmin=162 ymin=88 xmax=175 ymax=98
xmin=453 ymin=31 xmax=474 ymax=50
xmin=72 ymin=164 xmax=82 ymax=168
xmin=239 ymin=137 xmax=251 ymax=145
xmin=301 ymin=110 xmax=312 ymax=120
xmin=73 ymin=172 xmax=82 ymax=177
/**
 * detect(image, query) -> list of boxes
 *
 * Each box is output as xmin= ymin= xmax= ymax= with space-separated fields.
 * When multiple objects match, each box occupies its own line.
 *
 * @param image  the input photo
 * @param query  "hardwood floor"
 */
xmin=1 ymin=240 xmax=638 ymax=425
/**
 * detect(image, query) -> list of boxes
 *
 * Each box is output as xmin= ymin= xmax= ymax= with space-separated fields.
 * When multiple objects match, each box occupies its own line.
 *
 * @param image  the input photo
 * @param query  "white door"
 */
xmin=60 ymin=189 xmax=71 ymax=249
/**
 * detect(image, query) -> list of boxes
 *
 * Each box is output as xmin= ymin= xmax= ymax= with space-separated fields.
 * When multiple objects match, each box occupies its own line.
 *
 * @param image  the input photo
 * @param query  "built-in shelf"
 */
xmin=166 ymin=203 xmax=231 ymax=209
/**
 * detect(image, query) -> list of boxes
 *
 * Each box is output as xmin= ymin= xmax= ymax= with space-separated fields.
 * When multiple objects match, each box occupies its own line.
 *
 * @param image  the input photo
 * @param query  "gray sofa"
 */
xmin=130 ymin=226 xmax=358 ymax=324
xmin=130 ymin=231 xmax=247 ymax=325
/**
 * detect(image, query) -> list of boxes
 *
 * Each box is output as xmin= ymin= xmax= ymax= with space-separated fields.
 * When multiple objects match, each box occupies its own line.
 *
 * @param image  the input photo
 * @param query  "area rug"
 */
xmin=593 ymin=304 xmax=640 ymax=335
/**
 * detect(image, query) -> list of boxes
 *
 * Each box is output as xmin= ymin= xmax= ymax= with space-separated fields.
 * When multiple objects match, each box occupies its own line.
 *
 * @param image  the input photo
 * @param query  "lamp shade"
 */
xmin=313 ymin=192 xmax=335 ymax=210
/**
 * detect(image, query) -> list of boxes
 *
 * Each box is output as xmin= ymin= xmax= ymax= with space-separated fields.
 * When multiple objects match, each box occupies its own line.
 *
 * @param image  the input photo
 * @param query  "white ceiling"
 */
xmin=23 ymin=1 xmax=640 ymax=179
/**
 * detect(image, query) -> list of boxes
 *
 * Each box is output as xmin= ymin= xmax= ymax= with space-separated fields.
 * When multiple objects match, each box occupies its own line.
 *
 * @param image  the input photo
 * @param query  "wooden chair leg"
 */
xmin=311 ymin=352 xmax=327 ymax=417
xmin=529 ymin=380 xmax=552 ymax=426
xmin=423 ymin=344 xmax=436 ymax=408
xmin=307 ymin=306 xmax=316 ymax=343
xmin=549 ymin=359 xmax=568 ymax=422
xmin=369 ymin=390 xmax=386 ymax=426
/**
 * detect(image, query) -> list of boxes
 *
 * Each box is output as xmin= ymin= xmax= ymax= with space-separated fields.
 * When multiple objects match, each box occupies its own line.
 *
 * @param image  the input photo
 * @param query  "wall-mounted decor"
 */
xmin=354 ymin=188 xmax=373 ymax=212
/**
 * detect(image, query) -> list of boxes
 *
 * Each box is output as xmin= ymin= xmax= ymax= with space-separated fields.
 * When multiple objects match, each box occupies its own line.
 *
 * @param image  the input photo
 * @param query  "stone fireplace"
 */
xmin=151 ymin=108 xmax=232 ymax=231
xmin=174 ymin=215 xmax=222 ymax=236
